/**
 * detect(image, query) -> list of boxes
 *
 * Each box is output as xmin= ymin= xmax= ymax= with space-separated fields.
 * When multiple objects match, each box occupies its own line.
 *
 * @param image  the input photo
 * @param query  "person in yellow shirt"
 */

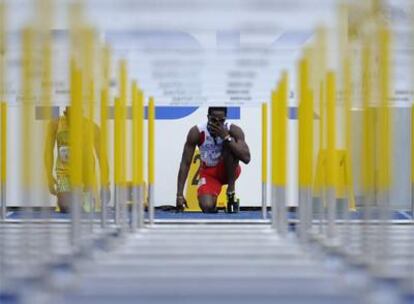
xmin=44 ymin=106 xmax=110 ymax=213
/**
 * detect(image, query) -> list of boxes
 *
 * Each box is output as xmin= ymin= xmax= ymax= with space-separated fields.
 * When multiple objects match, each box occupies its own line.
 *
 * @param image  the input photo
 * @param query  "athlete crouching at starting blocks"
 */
xmin=176 ymin=107 xmax=250 ymax=213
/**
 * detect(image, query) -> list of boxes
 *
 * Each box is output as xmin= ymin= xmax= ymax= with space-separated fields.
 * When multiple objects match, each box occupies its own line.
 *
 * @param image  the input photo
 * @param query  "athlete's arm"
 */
xmin=227 ymin=125 xmax=251 ymax=164
xmin=44 ymin=120 xmax=58 ymax=195
xmin=176 ymin=126 xmax=199 ymax=197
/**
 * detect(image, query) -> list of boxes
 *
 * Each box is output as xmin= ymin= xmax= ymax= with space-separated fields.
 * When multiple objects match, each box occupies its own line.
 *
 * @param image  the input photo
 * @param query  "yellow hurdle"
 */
xmin=113 ymin=60 xmax=128 ymax=225
xmin=100 ymin=89 xmax=109 ymax=187
xmin=343 ymin=48 xmax=354 ymax=210
xmin=132 ymin=85 xmax=145 ymax=228
xmin=0 ymin=2 xmax=6 ymax=218
xmin=130 ymin=81 xmax=138 ymax=229
xmin=100 ymin=45 xmax=110 ymax=189
xmin=148 ymin=97 xmax=155 ymax=223
xmin=375 ymin=22 xmax=392 ymax=260
xmin=319 ymin=82 xmax=325 ymax=152
xmin=114 ymin=96 xmax=121 ymax=223
xmin=326 ymin=71 xmax=337 ymax=238
xmin=276 ymin=72 xmax=288 ymax=188
xmin=314 ymin=29 xmax=327 ymax=218
xmin=114 ymin=98 xmax=120 ymax=184
xmin=270 ymin=88 xmax=278 ymax=228
xmin=148 ymin=97 xmax=155 ymax=185
xmin=100 ymin=46 xmax=111 ymax=224
xmin=343 ymin=54 xmax=352 ymax=170
xmin=68 ymin=4 xmax=86 ymax=245
xmin=298 ymin=55 xmax=313 ymax=238
xmin=261 ymin=102 xmax=268 ymax=219
xmin=82 ymin=28 xmax=96 ymax=206
xmin=119 ymin=60 xmax=127 ymax=187
xmin=136 ymin=89 xmax=144 ymax=187
xmin=314 ymin=57 xmax=325 ymax=213
xmin=377 ymin=26 xmax=391 ymax=191
xmin=315 ymin=26 xmax=327 ymax=112
xmin=326 ymin=72 xmax=336 ymax=189
xmin=82 ymin=28 xmax=95 ymax=88
xmin=1 ymin=102 xmax=7 ymax=219
xmin=69 ymin=63 xmax=84 ymax=244
xmin=340 ymin=5 xmax=351 ymax=155
xmin=315 ymin=26 xmax=327 ymax=147
xmin=412 ymin=104 xmax=414 ymax=187
xmin=411 ymin=0 xmax=414 ymax=157
xmin=99 ymin=87 xmax=109 ymax=224
xmin=102 ymin=45 xmax=111 ymax=88
xmin=21 ymin=27 xmax=34 ymax=195
xmin=298 ymin=57 xmax=309 ymax=188
xmin=412 ymin=103 xmax=414 ymax=213
xmin=261 ymin=103 xmax=268 ymax=185
xmin=82 ymin=80 xmax=95 ymax=193
xmin=278 ymin=72 xmax=289 ymax=234
xmin=69 ymin=64 xmax=83 ymax=189
xmin=132 ymin=81 xmax=138 ymax=187
xmin=271 ymin=71 xmax=288 ymax=233
xmin=339 ymin=4 xmax=356 ymax=211
xmin=271 ymin=89 xmax=278 ymax=189
xmin=304 ymin=88 xmax=313 ymax=187
xmin=361 ymin=37 xmax=374 ymax=196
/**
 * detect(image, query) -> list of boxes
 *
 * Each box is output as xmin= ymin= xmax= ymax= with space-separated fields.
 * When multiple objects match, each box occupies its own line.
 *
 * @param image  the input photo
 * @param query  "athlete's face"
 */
xmin=207 ymin=110 xmax=226 ymax=136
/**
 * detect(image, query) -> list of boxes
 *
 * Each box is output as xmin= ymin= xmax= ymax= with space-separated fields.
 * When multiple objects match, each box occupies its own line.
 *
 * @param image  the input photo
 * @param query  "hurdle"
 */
xmin=0 ymin=1 xmax=6 ymax=221
xmin=271 ymin=72 xmax=288 ymax=234
xmin=325 ymin=71 xmax=337 ymax=240
xmin=0 ymin=102 xmax=6 ymax=220
xmin=100 ymin=56 xmax=110 ymax=228
xmin=69 ymin=61 xmax=83 ymax=247
xmin=0 ymin=1 xmax=413 ymax=303
xmin=261 ymin=102 xmax=267 ymax=219
xmin=132 ymin=84 xmax=145 ymax=230
xmin=298 ymin=56 xmax=313 ymax=241
xmin=148 ymin=96 xmax=155 ymax=225
xmin=114 ymin=60 xmax=128 ymax=229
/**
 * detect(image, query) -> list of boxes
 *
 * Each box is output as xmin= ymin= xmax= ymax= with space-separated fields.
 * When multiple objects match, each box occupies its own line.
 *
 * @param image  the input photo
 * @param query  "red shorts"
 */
xmin=197 ymin=160 xmax=241 ymax=197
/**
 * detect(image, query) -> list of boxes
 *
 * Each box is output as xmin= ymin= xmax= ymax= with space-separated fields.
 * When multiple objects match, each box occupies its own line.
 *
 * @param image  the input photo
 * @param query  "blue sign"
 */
xmin=144 ymin=106 xmax=241 ymax=120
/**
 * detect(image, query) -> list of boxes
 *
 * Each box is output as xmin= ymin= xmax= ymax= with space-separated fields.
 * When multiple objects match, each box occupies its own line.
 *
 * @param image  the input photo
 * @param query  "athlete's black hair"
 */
xmin=208 ymin=107 xmax=227 ymax=116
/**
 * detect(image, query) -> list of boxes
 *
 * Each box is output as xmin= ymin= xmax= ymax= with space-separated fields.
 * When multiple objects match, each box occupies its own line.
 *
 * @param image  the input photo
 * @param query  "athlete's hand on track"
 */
xmin=176 ymin=195 xmax=188 ymax=212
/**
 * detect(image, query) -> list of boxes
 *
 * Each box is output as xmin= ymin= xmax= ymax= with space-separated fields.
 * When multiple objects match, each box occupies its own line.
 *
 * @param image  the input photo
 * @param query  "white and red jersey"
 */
xmin=196 ymin=122 xmax=232 ymax=167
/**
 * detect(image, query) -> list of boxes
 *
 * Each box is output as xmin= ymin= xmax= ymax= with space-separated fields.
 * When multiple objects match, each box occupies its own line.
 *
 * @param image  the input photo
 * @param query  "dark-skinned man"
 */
xmin=176 ymin=107 xmax=251 ymax=213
